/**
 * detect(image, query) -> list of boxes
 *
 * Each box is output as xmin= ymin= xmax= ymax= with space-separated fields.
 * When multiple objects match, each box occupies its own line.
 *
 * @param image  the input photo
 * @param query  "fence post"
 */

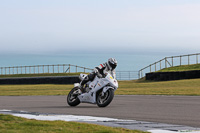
xmin=58 ymin=64 xmax=59 ymax=73
xmin=9 ymin=67 xmax=10 ymax=75
xmin=29 ymin=67 xmax=31 ymax=74
xmin=165 ymin=57 xmax=167 ymax=68
xmin=53 ymin=65 xmax=54 ymax=73
xmin=69 ymin=64 xmax=70 ymax=73
xmin=38 ymin=65 xmax=39 ymax=74
xmin=150 ymin=65 xmax=151 ymax=72
xmin=180 ymin=56 xmax=182 ymax=66
xmin=155 ymin=63 xmax=156 ymax=71
xmin=197 ymin=54 xmax=198 ymax=64
xmin=172 ymin=57 xmax=173 ymax=67
xmin=48 ymin=65 xmax=49 ymax=73
xmin=76 ymin=65 xmax=77 ymax=73
xmin=138 ymin=71 xmax=140 ymax=79
xmin=63 ymin=64 xmax=65 ymax=73
xmin=43 ymin=65 xmax=44 ymax=73
xmin=21 ymin=66 xmax=22 ymax=74
xmin=13 ymin=67 xmax=14 ymax=74
xmin=84 ymin=67 xmax=86 ymax=73
xmin=141 ymin=70 xmax=143 ymax=78
xmin=160 ymin=61 xmax=161 ymax=70
xmin=34 ymin=66 xmax=35 ymax=74
xmin=25 ymin=66 xmax=26 ymax=74
xmin=188 ymin=55 xmax=190 ymax=65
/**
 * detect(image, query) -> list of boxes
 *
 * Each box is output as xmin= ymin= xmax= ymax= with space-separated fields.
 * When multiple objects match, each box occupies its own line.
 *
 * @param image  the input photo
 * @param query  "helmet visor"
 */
xmin=109 ymin=62 xmax=117 ymax=70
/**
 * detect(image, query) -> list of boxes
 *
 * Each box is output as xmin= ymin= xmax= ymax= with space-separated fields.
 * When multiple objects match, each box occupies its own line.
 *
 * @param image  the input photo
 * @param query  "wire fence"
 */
xmin=138 ymin=53 xmax=200 ymax=78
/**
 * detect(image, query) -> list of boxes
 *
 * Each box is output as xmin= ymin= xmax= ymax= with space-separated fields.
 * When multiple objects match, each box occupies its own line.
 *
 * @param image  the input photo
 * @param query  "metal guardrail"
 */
xmin=138 ymin=53 xmax=200 ymax=78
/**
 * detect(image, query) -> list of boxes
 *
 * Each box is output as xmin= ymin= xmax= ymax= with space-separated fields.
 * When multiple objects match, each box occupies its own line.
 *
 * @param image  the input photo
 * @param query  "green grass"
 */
xmin=117 ymin=78 xmax=200 ymax=95
xmin=0 ymin=78 xmax=200 ymax=96
xmin=158 ymin=64 xmax=200 ymax=72
xmin=0 ymin=114 xmax=148 ymax=133
xmin=0 ymin=73 xmax=85 ymax=78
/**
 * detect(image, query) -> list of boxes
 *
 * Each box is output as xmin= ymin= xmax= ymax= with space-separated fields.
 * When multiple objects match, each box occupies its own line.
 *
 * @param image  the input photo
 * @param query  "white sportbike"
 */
xmin=67 ymin=72 xmax=118 ymax=107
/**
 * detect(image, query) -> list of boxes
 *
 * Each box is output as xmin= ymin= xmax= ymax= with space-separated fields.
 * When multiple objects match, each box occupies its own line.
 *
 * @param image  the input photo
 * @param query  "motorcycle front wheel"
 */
xmin=67 ymin=87 xmax=80 ymax=106
xmin=96 ymin=88 xmax=114 ymax=107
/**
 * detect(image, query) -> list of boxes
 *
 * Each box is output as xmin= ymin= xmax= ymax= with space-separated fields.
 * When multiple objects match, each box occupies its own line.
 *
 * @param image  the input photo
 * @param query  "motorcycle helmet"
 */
xmin=107 ymin=58 xmax=117 ymax=70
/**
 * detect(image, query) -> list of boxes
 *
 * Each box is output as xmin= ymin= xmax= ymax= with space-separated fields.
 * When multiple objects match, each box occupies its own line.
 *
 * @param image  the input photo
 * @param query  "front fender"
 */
xmin=103 ymin=86 xmax=114 ymax=93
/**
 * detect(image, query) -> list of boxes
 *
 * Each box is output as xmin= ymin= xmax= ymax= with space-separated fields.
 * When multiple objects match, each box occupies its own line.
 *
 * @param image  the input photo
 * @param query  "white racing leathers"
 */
xmin=80 ymin=62 xmax=116 ymax=87
xmin=94 ymin=63 xmax=116 ymax=79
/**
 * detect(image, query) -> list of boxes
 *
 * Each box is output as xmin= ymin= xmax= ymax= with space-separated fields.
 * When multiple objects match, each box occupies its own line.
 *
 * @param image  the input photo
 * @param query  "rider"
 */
xmin=79 ymin=58 xmax=117 ymax=92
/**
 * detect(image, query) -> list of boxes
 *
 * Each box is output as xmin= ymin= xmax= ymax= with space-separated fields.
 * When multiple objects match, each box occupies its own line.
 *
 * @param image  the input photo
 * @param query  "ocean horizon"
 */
xmin=0 ymin=51 xmax=190 ymax=71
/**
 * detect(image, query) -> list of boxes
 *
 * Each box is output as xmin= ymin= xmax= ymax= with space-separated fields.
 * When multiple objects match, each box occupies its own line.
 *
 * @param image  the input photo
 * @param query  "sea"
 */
xmin=0 ymin=52 xmax=182 ymax=71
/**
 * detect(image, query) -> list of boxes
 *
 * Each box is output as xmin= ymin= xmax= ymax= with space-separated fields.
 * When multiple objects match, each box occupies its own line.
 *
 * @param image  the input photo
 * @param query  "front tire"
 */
xmin=96 ymin=89 xmax=114 ymax=107
xmin=67 ymin=87 xmax=80 ymax=106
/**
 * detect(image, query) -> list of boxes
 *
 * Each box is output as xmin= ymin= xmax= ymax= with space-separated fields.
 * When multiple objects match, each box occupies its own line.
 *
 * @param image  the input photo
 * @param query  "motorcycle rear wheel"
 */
xmin=67 ymin=87 xmax=81 ymax=106
xmin=96 ymin=89 xmax=114 ymax=107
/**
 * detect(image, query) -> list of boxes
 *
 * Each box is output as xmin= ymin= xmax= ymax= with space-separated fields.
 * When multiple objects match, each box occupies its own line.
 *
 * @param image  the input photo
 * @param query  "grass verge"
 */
xmin=0 ymin=114 xmax=148 ymax=133
xmin=158 ymin=64 xmax=200 ymax=72
xmin=0 ymin=78 xmax=200 ymax=96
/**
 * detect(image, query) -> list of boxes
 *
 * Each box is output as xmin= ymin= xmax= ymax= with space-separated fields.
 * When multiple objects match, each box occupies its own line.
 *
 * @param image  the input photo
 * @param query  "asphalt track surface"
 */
xmin=0 ymin=95 xmax=200 ymax=127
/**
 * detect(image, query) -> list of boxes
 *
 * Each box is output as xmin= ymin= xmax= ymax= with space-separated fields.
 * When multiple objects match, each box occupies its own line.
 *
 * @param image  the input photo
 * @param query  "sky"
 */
xmin=0 ymin=0 xmax=200 ymax=55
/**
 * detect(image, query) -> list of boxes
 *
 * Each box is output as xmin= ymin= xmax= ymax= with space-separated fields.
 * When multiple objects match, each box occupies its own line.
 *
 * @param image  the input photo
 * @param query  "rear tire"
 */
xmin=96 ymin=89 xmax=114 ymax=107
xmin=67 ymin=87 xmax=80 ymax=106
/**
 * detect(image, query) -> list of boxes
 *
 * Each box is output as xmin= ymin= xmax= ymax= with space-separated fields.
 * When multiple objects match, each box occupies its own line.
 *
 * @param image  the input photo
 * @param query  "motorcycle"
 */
xmin=67 ymin=72 xmax=118 ymax=107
